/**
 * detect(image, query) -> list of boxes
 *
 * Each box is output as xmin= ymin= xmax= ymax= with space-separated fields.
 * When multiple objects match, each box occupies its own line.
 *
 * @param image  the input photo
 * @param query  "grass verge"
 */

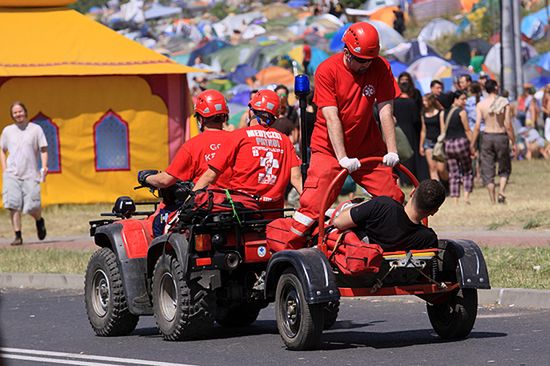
xmin=1 ymin=247 xmax=549 ymax=290
xmin=0 ymin=248 xmax=94 ymax=274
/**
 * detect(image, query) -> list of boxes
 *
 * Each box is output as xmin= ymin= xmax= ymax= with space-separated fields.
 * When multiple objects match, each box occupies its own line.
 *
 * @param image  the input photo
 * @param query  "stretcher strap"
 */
xmin=224 ymin=189 xmax=242 ymax=226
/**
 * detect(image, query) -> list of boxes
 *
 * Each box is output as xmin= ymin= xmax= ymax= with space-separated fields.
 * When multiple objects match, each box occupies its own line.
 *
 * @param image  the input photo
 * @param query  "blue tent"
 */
xmin=389 ymin=60 xmax=408 ymax=78
xmin=521 ymin=6 xmax=549 ymax=40
xmin=230 ymin=90 xmax=252 ymax=106
xmin=144 ymin=3 xmax=182 ymax=20
xmin=306 ymin=47 xmax=330 ymax=75
xmin=187 ymin=40 xmax=230 ymax=66
xmin=227 ymin=64 xmax=258 ymax=85
xmin=329 ymin=23 xmax=352 ymax=53
xmin=288 ymin=0 xmax=308 ymax=8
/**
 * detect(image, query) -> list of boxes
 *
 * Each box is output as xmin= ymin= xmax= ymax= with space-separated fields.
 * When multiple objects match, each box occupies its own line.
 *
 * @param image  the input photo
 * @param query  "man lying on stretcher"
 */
xmin=332 ymin=179 xmax=446 ymax=252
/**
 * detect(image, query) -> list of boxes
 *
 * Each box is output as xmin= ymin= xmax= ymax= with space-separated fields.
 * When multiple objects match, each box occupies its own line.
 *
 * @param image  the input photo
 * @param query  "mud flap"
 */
xmin=265 ymin=247 xmax=340 ymax=304
xmin=441 ymin=239 xmax=491 ymax=289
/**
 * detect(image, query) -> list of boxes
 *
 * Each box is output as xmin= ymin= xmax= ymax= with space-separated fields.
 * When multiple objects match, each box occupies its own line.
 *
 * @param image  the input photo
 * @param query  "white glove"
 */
xmin=383 ymin=152 xmax=400 ymax=167
xmin=338 ymin=157 xmax=361 ymax=173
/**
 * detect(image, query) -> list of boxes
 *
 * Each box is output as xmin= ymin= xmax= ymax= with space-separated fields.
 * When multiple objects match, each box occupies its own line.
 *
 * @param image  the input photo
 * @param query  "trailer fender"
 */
xmin=265 ymin=248 xmax=340 ymax=304
xmin=442 ymin=239 xmax=491 ymax=289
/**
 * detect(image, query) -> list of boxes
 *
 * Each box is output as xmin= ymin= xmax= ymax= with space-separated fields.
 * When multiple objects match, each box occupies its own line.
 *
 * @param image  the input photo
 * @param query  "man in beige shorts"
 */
xmin=1 ymin=101 xmax=48 ymax=245
xmin=472 ymin=80 xmax=515 ymax=204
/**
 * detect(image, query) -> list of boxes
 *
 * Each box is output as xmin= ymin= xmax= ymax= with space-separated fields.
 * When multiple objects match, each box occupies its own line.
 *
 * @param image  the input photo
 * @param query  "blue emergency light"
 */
xmin=294 ymin=74 xmax=310 ymax=98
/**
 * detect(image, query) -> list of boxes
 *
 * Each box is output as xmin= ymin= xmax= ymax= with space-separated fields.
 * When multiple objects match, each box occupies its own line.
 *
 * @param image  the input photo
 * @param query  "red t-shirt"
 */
xmin=208 ymin=125 xmax=300 ymax=203
xmin=166 ymin=130 xmax=232 ymax=187
xmin=311 ymin=53 xmax=400 ymax=157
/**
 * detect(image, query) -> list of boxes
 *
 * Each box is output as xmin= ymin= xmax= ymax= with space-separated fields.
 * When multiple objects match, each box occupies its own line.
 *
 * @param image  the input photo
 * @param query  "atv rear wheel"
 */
xmin=275 ymin=269 xmax=324 ymax=350
xmin=152 ymin=253 xmax=215 ymax=341
xmin=84 ymin=248 xmax=139 ymax=336
xmin=216 ymin=303 xmax=264 ymax=327
xmin=427 ymin=288 xmax=478 ymax=339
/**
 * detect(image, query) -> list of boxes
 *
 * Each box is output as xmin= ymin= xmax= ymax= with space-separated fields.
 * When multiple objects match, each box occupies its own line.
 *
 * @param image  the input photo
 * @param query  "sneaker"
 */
xmin=36 ymin=218 xmax=47 ymax=240
xmin=10 ymin=237 xmax=23 ymax=246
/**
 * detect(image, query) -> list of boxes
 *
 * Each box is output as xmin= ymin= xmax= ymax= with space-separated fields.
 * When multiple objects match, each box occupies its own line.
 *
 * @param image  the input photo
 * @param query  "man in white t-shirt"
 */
xmin=1 ymin=101 xmax=48 ymax=245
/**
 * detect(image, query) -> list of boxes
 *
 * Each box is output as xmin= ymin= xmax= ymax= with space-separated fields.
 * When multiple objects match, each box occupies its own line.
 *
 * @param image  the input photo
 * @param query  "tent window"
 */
xmin=31 ymin=113 xmax=61 ymax=173
xmin=94 ymin=110 xmax=130 ymax=171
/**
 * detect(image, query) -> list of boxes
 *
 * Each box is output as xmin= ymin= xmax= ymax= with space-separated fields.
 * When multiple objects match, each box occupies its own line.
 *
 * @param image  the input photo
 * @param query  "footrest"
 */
xmin=383 ymin=249 xmax=438 ymax=268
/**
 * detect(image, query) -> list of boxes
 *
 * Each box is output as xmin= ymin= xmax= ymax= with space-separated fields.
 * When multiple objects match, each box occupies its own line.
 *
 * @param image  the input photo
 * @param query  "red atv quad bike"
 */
xmin=264 ymin=157 xmax=490 ymax=350
xmin=85 ymin=179 xmax=293 ymax=340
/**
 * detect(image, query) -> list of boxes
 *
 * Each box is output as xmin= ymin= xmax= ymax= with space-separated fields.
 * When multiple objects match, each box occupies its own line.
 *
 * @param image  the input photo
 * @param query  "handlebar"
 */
xmin=317 ymin=157 xmax=421 ymax=248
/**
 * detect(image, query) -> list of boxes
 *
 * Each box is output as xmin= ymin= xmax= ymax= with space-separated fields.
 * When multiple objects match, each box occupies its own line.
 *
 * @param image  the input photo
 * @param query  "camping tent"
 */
xmin=0 ymin=1 xmax=199 ymax=205
xmin=384 ymin=40 xmax=441 ymax=64
xmin=483 ymin=42 xmax=538 ymax=77
xmin=418 ymin=18 xmax=458 ymax=43
xmin=521 ymin=5 xmax=549 ymax=41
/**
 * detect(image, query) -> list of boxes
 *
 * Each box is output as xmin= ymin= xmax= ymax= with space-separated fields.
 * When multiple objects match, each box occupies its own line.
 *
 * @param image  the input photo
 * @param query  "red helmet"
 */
xmin=194 ymin=90 xmax=229 ymax=118
xmin=341 ymin=22 xmax=380 ymax=59
xmin=248 ymin=89 xmax=280 ymax=118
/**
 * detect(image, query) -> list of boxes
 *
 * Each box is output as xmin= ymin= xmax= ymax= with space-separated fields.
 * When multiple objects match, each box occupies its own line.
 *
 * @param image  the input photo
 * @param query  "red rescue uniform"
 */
xmin=166 ymin=130 xmax=232 ymax=187
xmin=208 ymin=124 xmax=300 ymax=209
xmin=297 ymin=53 xmax=404 ymax=226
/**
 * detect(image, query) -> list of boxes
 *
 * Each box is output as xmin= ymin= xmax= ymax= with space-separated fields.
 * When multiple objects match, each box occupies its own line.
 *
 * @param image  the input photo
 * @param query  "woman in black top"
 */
xmin=394 ymin=82 xmax=429 ymax=183
xmin=420 ymin=93 xmax=448 ymax=181
xmin=444 ymin=90 xmax=474 ymax=204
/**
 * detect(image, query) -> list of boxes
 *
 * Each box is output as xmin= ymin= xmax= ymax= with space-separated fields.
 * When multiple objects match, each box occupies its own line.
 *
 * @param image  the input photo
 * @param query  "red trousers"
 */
xmin=297 ymin=152 xmax=404 ymax=225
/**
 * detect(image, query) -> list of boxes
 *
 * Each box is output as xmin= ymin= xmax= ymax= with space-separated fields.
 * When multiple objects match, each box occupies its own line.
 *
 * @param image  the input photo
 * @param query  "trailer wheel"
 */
xmin=152 ymin=253 xmax=215 ymax=341
xmin=427 ymin=288 xmax=478 ymax=339
xmin=275 ymin=269 xmax=324 ymax=350
xmin=84 ymin=248 xmax=139 ymax=336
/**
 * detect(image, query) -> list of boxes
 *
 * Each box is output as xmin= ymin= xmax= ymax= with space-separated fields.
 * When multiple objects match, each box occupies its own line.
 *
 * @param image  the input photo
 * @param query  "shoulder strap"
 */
xmin=442 ymin=107 xmax=458 ymax=136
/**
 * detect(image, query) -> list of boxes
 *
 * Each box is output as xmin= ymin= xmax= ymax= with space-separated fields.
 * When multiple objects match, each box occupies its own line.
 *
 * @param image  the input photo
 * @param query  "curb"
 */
xmin=1 ymin=272 xmax=550 ymax=309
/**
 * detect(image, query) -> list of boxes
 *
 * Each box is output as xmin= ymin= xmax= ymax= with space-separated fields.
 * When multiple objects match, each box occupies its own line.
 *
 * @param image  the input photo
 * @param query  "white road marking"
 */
xmin=2 ymin=354 xmax=119 ymax=366
xmin=1 ymin=348 xmax=197 ymax=366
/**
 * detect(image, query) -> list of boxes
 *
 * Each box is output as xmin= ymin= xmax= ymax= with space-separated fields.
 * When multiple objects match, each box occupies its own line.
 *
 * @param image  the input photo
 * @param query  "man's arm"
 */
xmin=193 ymin=167 xmax=219 ymax=191
xmin=332 ymin=207 xmax=357 ymax=231
xmin=323 ymin=106 xmax=347 ymax=161
xmin=378 ymin=100 xmax=397 ymax=154
xmin=0 ymin=148 xmax=7 ymax=172
xmin=290 ymin=166 xmax=303 ymax=194
xmin=40 ymin=146 xmax=48 ymax=180
xmin=471 ymin=104 xmax=482 ymax=153
xmin=146 ymin=171 xmax=177 ymax=188
xmin=504 ymin=105 xmax=515 ymax=146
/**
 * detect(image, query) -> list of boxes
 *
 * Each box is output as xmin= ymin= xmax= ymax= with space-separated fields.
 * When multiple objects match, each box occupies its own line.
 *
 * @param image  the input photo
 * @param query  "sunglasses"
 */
xmin=352 ymin=55 xmax=372 ymax=64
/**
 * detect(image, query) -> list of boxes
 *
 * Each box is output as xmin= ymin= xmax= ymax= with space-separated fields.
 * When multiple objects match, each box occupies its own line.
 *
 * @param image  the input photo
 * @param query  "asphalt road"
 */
xmin=1 ymin=289 xmax=549 ymax=366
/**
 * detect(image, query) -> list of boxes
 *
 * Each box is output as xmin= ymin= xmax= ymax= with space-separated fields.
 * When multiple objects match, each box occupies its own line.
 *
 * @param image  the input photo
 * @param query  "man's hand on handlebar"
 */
xmin=137 ymin=170 xmax=159 ymax=188
xmin=338 ymin=157 xmax=361 ymax=173
xmin=382 ymin=152 xmax=400 ymax=167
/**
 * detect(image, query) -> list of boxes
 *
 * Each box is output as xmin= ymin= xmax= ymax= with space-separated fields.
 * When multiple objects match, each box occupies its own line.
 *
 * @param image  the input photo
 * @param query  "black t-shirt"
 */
xmin=444 ymin=108 xmax=466 ymax=139
xmin=424 ymin=111 xmax=441 ymax=141
xmin=349 ymin=196 xmax=438 ymax=251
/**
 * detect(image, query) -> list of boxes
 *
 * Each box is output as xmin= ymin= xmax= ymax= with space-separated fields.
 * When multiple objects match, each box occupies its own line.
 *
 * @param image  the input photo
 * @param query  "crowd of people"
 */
xmin=392 ymin=71 xmax=550 ymax=205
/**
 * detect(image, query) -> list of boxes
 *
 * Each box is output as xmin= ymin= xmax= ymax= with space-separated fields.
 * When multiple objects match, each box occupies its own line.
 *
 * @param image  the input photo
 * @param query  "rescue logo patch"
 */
xmin=363 ymin=84 xmax=375 ymax=97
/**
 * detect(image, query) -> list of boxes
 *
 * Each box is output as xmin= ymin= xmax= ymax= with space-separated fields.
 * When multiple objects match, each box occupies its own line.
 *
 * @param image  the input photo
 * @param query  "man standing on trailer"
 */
xmin=273 ymin=21 xmax=404 ymax=248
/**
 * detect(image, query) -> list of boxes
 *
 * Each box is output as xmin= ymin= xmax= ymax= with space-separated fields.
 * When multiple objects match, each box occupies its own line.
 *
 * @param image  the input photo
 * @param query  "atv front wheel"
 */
xmin=84 ymin=248 xmax=139 ymax=336
xmin=152 ymin=253 xmax=215 ymax=341
xmin=275 ymin=269 xmax=324 ymax=350
xmin=427 ymin=288 xmax=478 ymax=339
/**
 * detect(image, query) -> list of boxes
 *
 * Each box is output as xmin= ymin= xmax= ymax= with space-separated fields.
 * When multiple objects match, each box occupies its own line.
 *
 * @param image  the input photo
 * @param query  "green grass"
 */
xmin=0 ymin=248 xmax=94 ymax=274
xmin=1 ymin=246 xmax=549 ymax=290
xmin=482 ymin=247 xmax=550 ymax=289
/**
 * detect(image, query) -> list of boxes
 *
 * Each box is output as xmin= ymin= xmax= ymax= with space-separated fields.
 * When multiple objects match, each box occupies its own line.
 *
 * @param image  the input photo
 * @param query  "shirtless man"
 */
xmin=472 ymin=79 xmax=515 ymax=204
